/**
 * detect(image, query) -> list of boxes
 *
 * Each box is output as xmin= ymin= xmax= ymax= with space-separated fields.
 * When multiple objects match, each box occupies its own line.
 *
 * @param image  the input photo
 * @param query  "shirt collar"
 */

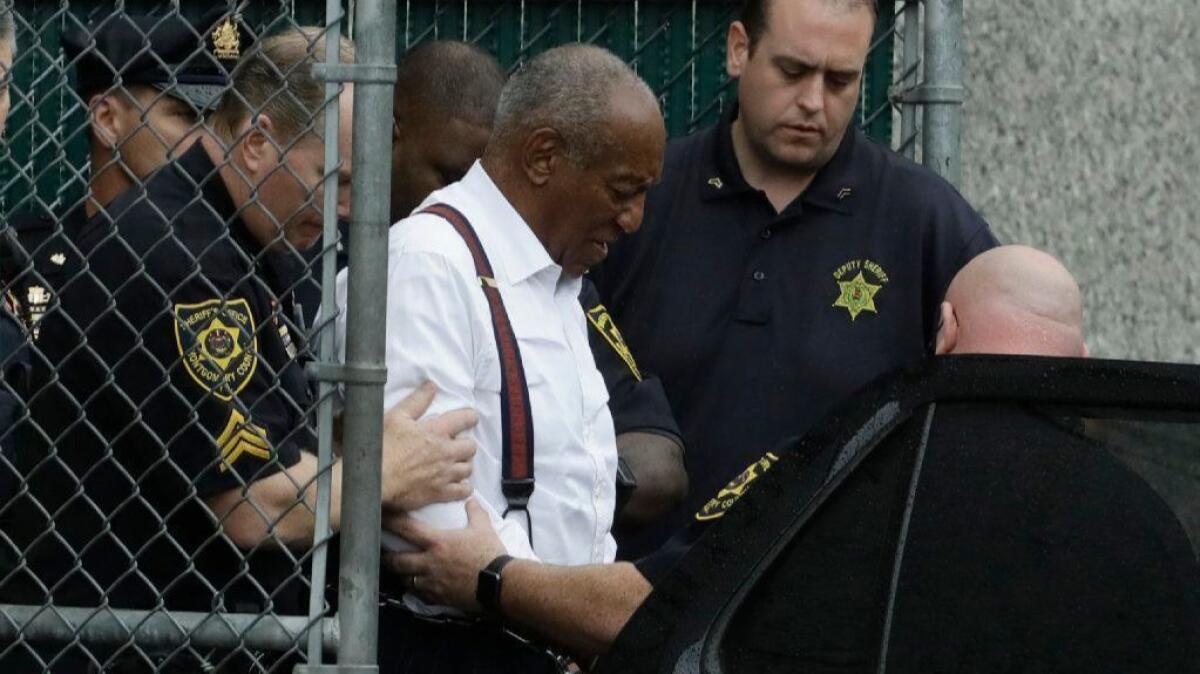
xmin=700 ymin=101 xmax=860 ymax=216
xmin=456 ymin=161 xmax=558 ymax=286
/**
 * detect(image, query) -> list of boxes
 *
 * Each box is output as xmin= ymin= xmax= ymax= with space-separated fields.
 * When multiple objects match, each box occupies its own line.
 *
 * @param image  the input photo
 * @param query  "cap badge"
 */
xmin=707 ymin=177 xmax=723 ymax=190
xmin=212 ymin=17 xmax=241 ymax=60
xmin=50 ymin=252 xmax=66 ymax=266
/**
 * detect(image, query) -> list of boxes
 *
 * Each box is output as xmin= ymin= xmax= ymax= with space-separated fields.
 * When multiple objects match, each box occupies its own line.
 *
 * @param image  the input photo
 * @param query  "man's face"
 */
xmin=248 ymin=88 xmax=354 ymax=252
xmin=390 ymin=107 xmax=491 ymax=223
xmin=545 ymin=87 xmax=665 ymax=277
xmin=727 ymin=0 xmax=874 ymax=174
xmin=113 ymin=86 xmax=202 ymax=178
xmin=0 ymin=40 xmax=13 ymax=136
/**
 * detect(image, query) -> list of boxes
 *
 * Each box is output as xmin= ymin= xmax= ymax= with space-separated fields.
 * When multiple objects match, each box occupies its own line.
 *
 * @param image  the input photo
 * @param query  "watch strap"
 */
xmin=476 ymin=554 xmax=516 ymax=614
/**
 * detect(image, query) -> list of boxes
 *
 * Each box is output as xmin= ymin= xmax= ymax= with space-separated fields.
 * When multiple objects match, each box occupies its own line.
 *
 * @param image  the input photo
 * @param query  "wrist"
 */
xmin=475 ymin=554 xmax=515 ymax=616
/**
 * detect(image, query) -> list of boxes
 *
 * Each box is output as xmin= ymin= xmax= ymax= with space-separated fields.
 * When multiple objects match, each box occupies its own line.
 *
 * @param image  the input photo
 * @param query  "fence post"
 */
xmin=921 ymin=0 xmax=964 ymax=185
xmin=336 ymin=0 xmax=397 ymax=668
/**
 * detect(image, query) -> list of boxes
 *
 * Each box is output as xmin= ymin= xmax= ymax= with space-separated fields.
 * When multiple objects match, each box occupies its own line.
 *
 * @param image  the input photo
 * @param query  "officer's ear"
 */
xmin=88 ymin=92 xmax=122 ymax=149
xmin=240 ymin=114 xmax=282 ymax=176
xmin=726 ymin=21 xmax=751 ymax=79
xmin=521 ymin=126 xmax=565 ymax=188
xmin=934 ymin=301 xmax=958 ymax=355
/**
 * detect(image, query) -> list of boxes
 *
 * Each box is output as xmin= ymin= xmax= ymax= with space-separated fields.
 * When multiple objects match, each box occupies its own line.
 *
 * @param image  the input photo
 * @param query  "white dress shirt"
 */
xmin=333 ymin=161 xmax=619 ymax=577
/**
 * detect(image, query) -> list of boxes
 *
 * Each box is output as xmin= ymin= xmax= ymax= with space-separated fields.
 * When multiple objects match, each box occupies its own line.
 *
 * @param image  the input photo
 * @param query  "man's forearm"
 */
xmin=616 ymin=431 xmax=687 ymax=530
xmin=208 ymin=452 xmax=345 ymax=549
xmin=498 ymin=560 xmax=651 ymax=657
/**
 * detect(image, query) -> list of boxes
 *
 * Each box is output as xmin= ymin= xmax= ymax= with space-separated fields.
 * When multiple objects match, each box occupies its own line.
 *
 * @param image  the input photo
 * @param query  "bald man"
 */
xmin=934 ymin=245 xmax=1087 ymax=357
xmin=387 ymin=245 xmax=1097 ymax=658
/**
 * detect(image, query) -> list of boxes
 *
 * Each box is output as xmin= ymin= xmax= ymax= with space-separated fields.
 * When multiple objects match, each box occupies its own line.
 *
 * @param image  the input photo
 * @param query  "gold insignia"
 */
xmin=50 ymin=252 xmax=66 ymax=266
xmin=831 ymin=259 xmax=890 ymax=322
xmin=696 ymin=452 xmax=780 ymax=522
xmin=211 ymin=17 xmax=241 ymax=61
xmin=174 ymin=298 xmax=258 ymax=401
xmin=24 ymin=285 xmax=51 ymax=338
xmin=26 ymin=285 xmax=50 ymax=308
xmin=214 ymin=409 xmax=272 ymax=472
xmin=707 ymin=177 xmax=724 ymax=190
xmin=586 ymin=303 xmax=641 ymax=381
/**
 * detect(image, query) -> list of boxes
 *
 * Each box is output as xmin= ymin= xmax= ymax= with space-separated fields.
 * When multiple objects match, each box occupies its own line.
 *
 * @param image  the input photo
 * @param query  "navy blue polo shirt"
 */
xmin=592 ymin=105 xmax=997 ymax=549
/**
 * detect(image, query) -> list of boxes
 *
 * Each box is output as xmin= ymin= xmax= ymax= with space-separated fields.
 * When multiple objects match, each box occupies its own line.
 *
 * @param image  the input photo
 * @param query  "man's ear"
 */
xmin=521 ymin=127 xmax=563 ymax=187
xmin=88 ymin=93 xmax=122 ymax=149
xmin=240 ymin=114 xmax=280 ymax=176
xmin=934 ymin=301 xmax=958 ymax=355
xmin=726 ymin=21 xmax=751 ymax=79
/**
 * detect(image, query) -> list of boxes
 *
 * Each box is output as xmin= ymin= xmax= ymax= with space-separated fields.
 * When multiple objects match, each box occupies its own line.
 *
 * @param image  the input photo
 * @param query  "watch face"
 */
xmin=476 ymin=569 xmax=502 ymax=609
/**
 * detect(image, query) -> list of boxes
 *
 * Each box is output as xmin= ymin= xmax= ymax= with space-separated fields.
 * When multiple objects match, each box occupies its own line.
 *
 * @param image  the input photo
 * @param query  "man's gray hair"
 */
xmin=492 ymin=44 xmax=655 ymax=166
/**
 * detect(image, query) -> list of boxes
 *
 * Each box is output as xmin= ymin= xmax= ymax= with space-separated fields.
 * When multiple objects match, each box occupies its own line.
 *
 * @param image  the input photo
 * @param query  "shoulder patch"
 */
xmin=586 ymin=303 xmax=642 ymax=381
xmin=174 ymin=298 xmax=258 ymax=401
xmin=695 ymin=452 xmax=781 ymax=522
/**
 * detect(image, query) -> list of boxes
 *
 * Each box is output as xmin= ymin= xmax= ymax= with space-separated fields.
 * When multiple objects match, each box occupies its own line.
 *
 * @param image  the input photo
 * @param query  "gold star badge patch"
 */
xmin=833 ymin=272 xmax=882 ymax=321
xmin=831 ymin=259 xmax=890 ymax=322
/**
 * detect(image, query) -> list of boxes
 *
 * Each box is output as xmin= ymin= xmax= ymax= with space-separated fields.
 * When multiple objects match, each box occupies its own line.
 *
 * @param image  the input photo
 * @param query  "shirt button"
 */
xmin=760 ymin=228 xmax=773 ymax=240
xmin=752 ymin=270 xmax=766 ymax=282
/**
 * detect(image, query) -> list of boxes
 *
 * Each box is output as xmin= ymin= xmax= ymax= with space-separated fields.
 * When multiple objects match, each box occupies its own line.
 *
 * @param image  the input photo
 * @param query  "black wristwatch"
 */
xmin=476 ymin=554 xmax=515 ymax=615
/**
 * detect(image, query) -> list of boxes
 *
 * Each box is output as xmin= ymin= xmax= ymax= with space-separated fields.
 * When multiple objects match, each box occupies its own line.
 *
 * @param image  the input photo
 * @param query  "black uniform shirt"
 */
xmin=592 ymin=105 xmax=998 ymax=543
xmin=1 ymin=205 xmax=88 ymax=339
xmin=22 ymin=143 xmax=312 ymax=612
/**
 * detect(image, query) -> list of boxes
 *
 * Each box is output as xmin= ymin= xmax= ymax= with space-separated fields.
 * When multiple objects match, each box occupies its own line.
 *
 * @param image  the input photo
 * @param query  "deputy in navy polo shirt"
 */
xmin=591 ymin=0 xmax=999 ymax=553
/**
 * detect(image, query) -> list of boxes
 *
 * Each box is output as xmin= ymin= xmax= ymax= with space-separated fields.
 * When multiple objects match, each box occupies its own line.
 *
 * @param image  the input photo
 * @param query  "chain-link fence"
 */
xmin=0 ymin=1 xmax=964 ymax=671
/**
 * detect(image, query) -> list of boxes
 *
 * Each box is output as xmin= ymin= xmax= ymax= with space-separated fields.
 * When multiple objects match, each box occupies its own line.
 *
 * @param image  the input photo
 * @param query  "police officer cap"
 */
xmin=62 ymin=8 xmax=253 ymax=112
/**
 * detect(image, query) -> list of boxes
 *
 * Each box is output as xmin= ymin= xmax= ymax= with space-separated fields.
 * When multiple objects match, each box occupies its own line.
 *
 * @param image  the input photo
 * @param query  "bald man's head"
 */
xmin=935 ymin=245 xmax=1087 ymax=358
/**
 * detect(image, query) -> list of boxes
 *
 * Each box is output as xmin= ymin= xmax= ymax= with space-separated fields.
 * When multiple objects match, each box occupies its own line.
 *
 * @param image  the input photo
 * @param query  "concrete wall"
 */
xmin=960 ymin=0 xmax=1200 ymax=363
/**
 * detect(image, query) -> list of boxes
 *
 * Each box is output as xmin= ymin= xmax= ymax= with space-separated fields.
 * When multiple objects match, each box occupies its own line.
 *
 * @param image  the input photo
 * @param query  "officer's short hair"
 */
xmin=211 ymin=28 xmax=355 ymax=145
xmin=492 ymin=43 xmax=654 ymax=168
xmin=740 ymin=0 xmax=877 ymax=48
xmin=395 ymin=41 xmax=505 ymax=129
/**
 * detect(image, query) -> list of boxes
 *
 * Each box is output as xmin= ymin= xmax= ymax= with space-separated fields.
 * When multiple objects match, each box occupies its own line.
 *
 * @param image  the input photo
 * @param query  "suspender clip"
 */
xmin=501 ymin=478 xmax=535 ymax=510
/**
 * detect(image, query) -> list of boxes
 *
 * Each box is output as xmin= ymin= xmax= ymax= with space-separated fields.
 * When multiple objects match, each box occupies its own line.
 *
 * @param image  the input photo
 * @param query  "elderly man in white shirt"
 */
xmin=333 ymin=44 xmax=665 ymax=672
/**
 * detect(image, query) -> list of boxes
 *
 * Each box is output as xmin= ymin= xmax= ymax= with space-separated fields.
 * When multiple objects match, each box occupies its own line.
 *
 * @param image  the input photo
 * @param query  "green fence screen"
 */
xmin=2 ymin=0 xmax=895 ymax=216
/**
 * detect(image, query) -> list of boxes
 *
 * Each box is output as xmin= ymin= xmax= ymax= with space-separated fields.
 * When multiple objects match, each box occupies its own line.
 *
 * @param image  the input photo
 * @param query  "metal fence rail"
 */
xmin=0 ymin=1 xmax=965 ymax=671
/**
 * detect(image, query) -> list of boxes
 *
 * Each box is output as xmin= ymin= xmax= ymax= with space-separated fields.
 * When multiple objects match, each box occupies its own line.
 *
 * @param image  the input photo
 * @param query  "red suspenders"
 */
xmin=419 ymin=203 xmax=536 ymax=543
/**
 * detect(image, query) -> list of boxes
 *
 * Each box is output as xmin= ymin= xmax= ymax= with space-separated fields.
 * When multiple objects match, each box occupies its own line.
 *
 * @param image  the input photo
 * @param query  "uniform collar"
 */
xmin=456 ymin=161 xmax=558 ymax=286
xmin=700 ymin=102 xmax=859 ymax=216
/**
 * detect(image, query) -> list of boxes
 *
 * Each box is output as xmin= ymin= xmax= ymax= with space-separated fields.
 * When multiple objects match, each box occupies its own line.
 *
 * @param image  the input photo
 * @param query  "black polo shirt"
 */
xmin=18 ymin=143 xmax=312 ymax=613
xmin=0 ymin=204 xmax=88 ymax=340
xmin=592 ymin=105 xmax=998 ymax=547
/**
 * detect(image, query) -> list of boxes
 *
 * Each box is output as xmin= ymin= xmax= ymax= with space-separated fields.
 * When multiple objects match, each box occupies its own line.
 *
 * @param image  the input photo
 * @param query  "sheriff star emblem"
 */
xmin=831 ymin=258 xmax=890 ymax=322
xmin=834 ymin=272 xmax=882 ymax=321
xmin=175 ymin=298 xmax=257 ymax=401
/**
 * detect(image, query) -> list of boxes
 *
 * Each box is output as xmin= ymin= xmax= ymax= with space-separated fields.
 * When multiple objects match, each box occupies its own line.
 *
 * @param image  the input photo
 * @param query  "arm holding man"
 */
xmin=387 ymin=245 xmax=1089 ymax=656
